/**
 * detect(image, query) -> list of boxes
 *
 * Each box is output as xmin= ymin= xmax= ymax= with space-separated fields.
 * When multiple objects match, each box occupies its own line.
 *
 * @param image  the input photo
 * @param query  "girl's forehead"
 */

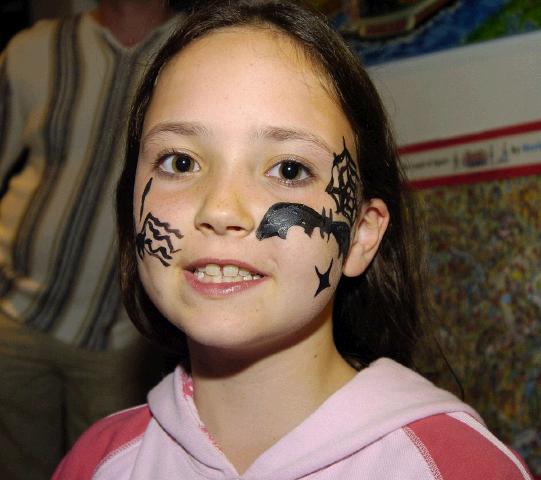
xmin=157 ymin=26 xmax=332 ymax=103
xmin=145 ymin=26 xmax=354 ymax=151
xmin=168 ymin=26 xmax=312 ymax=72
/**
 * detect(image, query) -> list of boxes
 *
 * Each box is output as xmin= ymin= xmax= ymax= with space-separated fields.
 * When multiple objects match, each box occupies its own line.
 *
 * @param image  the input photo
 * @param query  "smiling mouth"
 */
xmin=192 ymin=264 xmax=264 ymax=284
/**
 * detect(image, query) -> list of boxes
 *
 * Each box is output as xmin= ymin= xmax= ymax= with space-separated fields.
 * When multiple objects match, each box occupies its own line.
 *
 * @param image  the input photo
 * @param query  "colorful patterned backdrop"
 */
xmin=415 ymin=175 xmax=541 ymax=474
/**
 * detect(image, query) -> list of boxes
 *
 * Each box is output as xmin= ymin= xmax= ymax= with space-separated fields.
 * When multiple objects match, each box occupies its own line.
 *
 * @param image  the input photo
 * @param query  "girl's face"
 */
xmin=134 ymin=27 xmax=366 ymax=357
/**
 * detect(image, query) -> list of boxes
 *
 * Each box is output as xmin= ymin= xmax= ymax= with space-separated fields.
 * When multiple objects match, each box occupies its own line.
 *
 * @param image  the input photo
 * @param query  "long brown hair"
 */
xmin=116 ymin=0 xmax=429 ymax=369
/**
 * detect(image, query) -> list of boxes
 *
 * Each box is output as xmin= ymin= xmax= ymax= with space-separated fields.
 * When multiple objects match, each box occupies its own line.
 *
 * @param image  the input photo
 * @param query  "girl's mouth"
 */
xmin=184 ymin=259 xmax=267 ymax=297
xmin=192 ymin=263 xmax=263 ymax=284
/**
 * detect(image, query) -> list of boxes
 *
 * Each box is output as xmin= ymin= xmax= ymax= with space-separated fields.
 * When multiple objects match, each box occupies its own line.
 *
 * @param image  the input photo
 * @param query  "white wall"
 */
xmin=368 ymin=30 xmax=541 ymax=146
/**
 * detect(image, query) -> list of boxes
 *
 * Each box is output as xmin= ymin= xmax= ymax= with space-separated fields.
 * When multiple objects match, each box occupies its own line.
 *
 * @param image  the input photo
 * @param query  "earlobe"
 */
xmin=342 ymin=199 xmax=389 ymax=277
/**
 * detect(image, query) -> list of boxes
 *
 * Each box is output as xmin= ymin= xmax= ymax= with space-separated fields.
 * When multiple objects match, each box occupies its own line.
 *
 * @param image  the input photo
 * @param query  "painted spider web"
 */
xmin=325 ymin=140 xmax=360 ymax=226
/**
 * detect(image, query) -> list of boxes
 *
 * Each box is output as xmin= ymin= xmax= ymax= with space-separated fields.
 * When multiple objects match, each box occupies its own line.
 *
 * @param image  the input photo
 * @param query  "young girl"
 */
xmin=53 ymin=1 xmax=532 ymax=478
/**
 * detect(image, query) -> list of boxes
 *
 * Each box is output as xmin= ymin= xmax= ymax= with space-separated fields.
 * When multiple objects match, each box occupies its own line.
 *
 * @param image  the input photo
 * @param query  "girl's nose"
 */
xmin=194 ymin=175 xmax=255 ymax=237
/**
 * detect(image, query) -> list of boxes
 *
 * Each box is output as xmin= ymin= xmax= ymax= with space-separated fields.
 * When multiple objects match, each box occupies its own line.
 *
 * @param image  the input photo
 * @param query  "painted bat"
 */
xmin=255 ymin=202 xmax=350 ymax=258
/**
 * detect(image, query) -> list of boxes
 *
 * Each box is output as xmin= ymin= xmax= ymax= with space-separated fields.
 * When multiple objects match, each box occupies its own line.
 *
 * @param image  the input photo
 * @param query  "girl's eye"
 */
xmin=159 ymin=153 xmax=201 ymax=174
xmin=266 ymin=160 xmax=312 ymax=184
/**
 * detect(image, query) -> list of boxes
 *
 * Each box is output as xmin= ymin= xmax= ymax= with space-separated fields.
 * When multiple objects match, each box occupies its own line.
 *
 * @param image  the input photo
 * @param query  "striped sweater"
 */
xmin=53 ymin=358 xmax=533 ymax=479
xmin=0 ymin=13 xmax=178 ymax=350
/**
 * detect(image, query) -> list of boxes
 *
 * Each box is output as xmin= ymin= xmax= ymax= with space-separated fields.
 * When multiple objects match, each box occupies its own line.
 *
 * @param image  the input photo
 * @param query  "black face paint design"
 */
xmin=314 ymin=258 xmax=333 ymax=297
xmin=255 ymin=203 xmax=350 ymax=258
xmin=139 ymin=177 xmax=153 ymax=221
xmin=136 ymin=213 xmax=183 ymax=267
xmin=256 ymin=139 xmax=359 ymax=296
xmin=325 ymin=140 xmax=360 ymax=227
xmin=135 ymin=177 xmax=183 ymax=267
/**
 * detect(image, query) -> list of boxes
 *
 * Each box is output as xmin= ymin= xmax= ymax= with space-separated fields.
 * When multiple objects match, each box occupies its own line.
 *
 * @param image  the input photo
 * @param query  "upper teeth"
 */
xmin=194 ymin=264 xmax=262 ymax=282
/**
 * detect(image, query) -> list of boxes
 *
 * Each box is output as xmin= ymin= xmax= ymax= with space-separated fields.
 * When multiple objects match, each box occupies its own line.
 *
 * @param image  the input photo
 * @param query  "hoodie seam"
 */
xmin=174 ymin=370 xmax=237 ymax=479
xmin=403 ymin=426 xmax=443 ymax=480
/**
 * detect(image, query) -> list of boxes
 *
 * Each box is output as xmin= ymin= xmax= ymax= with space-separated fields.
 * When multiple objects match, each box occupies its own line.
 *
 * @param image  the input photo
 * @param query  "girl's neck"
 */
xmin=189 ymin=315 xmax=357 ymax=474
xmin=91 ymin=0 xmax=175 ymax=48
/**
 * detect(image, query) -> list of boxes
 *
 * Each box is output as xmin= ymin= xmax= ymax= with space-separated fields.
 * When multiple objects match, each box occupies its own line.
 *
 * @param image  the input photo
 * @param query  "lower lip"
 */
xmin=184 ymin=271 xmax=267 ymax=297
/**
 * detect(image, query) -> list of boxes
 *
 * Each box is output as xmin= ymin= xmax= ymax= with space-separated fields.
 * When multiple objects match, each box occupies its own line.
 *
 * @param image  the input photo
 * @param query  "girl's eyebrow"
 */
xmin=141 ymin=121 xmax=211 ymax=150
xmin=141 ymin=121 xmax=333 ymax=156
xmin=254 ymin=126 xmax=333 ymax=156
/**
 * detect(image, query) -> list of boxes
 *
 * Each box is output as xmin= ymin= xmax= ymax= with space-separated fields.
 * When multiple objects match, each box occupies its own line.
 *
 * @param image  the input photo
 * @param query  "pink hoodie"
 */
xmin=53 ymin=358 xmax=532 ymax=479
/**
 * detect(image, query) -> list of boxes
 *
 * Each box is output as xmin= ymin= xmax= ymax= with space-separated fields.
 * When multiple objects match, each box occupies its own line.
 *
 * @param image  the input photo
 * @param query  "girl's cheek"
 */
xmin=271 ymin=228 xmax=340 ymax=299
xmin=137 ymin=261 xmax=172 ymax=322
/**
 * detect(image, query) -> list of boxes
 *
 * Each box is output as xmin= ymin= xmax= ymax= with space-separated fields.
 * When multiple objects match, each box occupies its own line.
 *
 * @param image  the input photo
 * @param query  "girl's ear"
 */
xmin=342 ymin=198 xmax=389 ymax=277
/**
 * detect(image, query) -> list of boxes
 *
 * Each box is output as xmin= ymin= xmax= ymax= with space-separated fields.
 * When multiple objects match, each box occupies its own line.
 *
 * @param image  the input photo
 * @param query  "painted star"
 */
xmin=314 ymin=258 xmax=333 ymax=297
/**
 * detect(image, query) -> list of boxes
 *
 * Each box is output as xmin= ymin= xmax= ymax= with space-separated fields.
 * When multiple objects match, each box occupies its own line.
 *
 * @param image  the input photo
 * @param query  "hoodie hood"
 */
xmin=148 ymin=358 xmax=480 ymax=479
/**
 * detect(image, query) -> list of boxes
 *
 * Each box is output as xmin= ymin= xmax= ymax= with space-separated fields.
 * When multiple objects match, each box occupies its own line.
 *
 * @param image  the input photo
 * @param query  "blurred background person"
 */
xmin=0 ymin=1 xmax=183 ymax=478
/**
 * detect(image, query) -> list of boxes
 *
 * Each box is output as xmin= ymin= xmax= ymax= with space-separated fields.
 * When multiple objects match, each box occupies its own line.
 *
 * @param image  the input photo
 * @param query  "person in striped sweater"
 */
xmin=0 ymin=1 xmax=182 ymax=478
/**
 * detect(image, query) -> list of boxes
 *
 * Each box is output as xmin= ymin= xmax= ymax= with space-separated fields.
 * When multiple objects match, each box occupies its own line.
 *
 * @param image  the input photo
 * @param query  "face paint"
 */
xmin=325 ymin=140 xmax=360 ymax=227
xmin=256 ymin=139 xmax=359 ymax=296
xmin=139 ymin=177 xmax=153 ymax=221
xmin=255 ymin=202 xmax=350 ymax=258
xmin=314 ymin=258 xmax=333 ymax=297
xmin=136 ymin=213 xmax=183 ymax=267
xmin=136 ymin=177 xmax=183 ymax=267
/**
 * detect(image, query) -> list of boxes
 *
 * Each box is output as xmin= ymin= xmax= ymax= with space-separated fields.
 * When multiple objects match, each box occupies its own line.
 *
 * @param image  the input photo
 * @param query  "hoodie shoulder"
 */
xmin=404 ymin=412 xmax=532 ymax=479
xmin=52 ymin=404 xmax=152 ymax=480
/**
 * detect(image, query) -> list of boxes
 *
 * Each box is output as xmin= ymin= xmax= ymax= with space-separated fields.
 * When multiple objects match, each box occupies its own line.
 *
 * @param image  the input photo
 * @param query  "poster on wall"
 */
xmin=309 ymin=0 xmax=541 ymax=188
xmin=374 ymin=24 xmax=541 ymax=188
xmin=307 ymin=0 xmax=541 ymax=187
xmin=399 ymin=120 xmax=541 ymax=189
xmin=310 ymin=0 xmax=541 ymax=66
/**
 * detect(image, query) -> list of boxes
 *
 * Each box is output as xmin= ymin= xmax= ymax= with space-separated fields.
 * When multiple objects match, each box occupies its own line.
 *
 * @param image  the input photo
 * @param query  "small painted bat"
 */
xmin=255 ymin=202 xmax=350 ymax=258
